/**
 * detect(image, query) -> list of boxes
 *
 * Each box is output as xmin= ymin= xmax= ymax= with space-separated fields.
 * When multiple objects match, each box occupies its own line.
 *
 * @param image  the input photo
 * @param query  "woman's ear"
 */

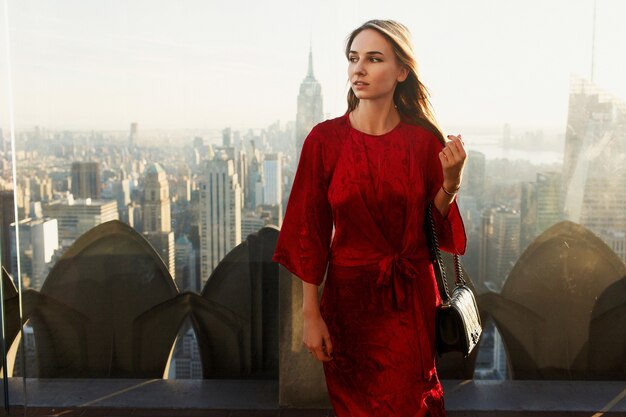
xmin=398 ymin=66 xmax=409 ymax=83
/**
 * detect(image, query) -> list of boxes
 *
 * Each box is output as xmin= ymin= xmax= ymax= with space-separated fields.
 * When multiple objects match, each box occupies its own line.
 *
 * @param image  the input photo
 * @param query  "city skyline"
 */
xmin=1 ymin=18 xmax=624 ymax=384
xmin=1 ymin=0 xmax=625 ymax=130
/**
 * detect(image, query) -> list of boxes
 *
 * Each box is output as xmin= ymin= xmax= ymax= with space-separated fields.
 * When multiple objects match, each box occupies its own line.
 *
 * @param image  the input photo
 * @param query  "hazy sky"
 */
xmin=1 ymin=0 xmax=625 ymax=131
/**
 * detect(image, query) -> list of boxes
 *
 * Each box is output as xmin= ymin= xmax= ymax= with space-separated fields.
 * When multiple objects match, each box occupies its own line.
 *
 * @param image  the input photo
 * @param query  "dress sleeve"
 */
xmin=425 ymin=133 xmax=467 ymax=255
xmin=272 ymin=125 xmax=333 ymax=286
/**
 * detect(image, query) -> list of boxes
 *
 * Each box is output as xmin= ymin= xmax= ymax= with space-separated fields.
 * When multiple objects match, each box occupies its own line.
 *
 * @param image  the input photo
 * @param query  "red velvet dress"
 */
xmin=272 ymin=113 xmax=467 ymax=417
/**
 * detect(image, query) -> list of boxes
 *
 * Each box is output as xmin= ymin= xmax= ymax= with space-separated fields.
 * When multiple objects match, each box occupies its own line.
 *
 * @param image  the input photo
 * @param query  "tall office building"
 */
xmin=11 ymin=218 xmax=59 ymax=290
xmin=295 ymin=44 xmax=323 ymax=163
xmin=535 ymin=172 xmax=561 ymax=233
xmin=561 ymin=76 xmax=626 ymax=241
xmin=520 ymin=172 xmax=562 ymax=252
xmin=213 ymin=142 xmax=241 ymax=209
xmin=142 ymin=163 xmax=175 ymax=277
xmin=198 ymin=158 xmax=242 ymax=286
xmin=71 ymin=161 xmax=101 ymax=199
xmin=115 ymin=177 xmax=131 ymax=209
xmin=43 ymin=197 xmax=118 ymax=247
xmin=30 ymin=176 xmax=53 ymax=203
xmin=479 ymin=206 xmax=520 ymax=290
xmin=604 ymin=231 xmax=626 ymax=263
xmin=175 ymin=235 xmax=197 ymax=292
xmin=241 ymin=215 xmax=266 ymax=241
xmin=479 ymin=208 xmax=496 ymax=289
xmin=0 ymin=190 xmax=15 ymax=274
xmin=262 ymin=152 xmax=282 ymax=206
xmin=16 ymin=178 xmax=31 ymax=219
xmin=143 ymin=164 xmax=171 ymax=233
xmin=520 ymin=182 xmax=537 ymax=252
xmin=237 ymin=149 xmax=248 ymax=209
xmin=169 ymin=326 xmax=202 ymax=379
xmin=491 ymin=208 xmax=520 ymax=289
xmin=222 ymin=127 xmax=233 ymax=147
xmin=247 ymin=148 xmax=262 ymax=209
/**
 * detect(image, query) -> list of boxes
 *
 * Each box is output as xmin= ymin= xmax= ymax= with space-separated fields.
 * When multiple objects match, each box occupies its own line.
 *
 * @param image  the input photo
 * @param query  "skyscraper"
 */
xmin=222 ymin=127 xmax=233 ymax=147
xmin=520 ymin=182 xmax=537 ymax=253
xmin=11 ymin=218 xmax=59 ymax=290
xmin=143 ymin=164 xmax=171 ymax=233
xmin=479 ymin=206 xmax=520 ymax=290
xmin=535 ymin=172 xmax=561 ymax=233
xmin=561 ymin=76 xmax=626 ymax=242
xmin=71 ymin=161 xmax=101 ymax=199
xmin=0 ymin=190 xmax=15 ymax=274
xmin=142 ymin=163 xmax=175 ymax=277
xmin=247 ymin=144 xmax=262 ymax=209
xmin=262 ymin=152 xmax=282 ymax=206
xmin=491 ymin=208 xmax=520 ymax=289
xmin=520 ymin=172 xmax=562 ymax=252
xmin=43 ymin=197 xmax=118 ymax=247
xmin=295 ymin=44 xmax=323 ymax=164
xmin=198 ymin=158 xmax=242 ymax=286
xmin=175 ymin=235 xmax=197 ymax=292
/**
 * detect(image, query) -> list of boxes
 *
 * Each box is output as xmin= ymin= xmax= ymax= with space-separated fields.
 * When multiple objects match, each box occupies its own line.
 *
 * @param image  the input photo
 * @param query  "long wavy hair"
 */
xmin=344 ymin=19 xmax=445 ymax=146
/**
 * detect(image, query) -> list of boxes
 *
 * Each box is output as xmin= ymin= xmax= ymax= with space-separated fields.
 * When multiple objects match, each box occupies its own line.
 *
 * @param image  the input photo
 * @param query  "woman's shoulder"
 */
xmin=311 ymin=113 xmax=348 ymax=134
xmin=306 ymin=114 xmax=350 ymax=146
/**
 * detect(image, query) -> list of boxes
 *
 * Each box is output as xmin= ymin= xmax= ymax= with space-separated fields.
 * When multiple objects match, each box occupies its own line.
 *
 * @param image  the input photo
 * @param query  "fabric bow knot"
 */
xmin=376 ymin=251 xmax=421 ymax=311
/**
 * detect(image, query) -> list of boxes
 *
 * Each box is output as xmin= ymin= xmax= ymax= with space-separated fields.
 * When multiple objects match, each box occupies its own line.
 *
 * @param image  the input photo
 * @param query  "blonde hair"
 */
xmin=344 ymin=19 xmax=445 ymax=145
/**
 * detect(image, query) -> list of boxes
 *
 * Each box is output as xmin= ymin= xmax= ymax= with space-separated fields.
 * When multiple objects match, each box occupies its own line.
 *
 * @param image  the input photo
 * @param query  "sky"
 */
xmin=1 ymin=0 xmax=625 ymax=131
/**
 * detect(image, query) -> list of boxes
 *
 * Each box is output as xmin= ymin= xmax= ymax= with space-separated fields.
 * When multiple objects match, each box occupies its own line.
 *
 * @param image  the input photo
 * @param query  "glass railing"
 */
xmin=0 ymin=0 xmax=625 ymax=413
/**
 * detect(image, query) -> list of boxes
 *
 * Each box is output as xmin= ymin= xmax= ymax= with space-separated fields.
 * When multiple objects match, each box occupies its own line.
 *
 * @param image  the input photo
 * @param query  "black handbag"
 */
xmin=426 ymin=203 xmax=482 ymax=358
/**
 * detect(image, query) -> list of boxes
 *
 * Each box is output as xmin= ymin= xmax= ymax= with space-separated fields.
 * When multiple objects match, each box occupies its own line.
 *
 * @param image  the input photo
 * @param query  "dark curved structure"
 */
xmin=480 ymin=220 xmax=626 ymax=379
xmin=13 ymin=220 xmax=279 ymax=379
xmin=4 ymin=218 xmax=625 ymax=385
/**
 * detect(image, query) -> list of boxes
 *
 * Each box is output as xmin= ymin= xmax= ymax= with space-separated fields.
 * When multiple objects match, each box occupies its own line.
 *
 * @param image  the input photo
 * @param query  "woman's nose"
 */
xmin=353 ymin=61 xmax=365 ymax=75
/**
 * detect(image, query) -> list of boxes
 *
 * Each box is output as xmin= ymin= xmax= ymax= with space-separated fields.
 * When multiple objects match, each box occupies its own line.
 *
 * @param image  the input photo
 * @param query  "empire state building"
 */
xmin=295 ymin=44 xmax=323 ymax=164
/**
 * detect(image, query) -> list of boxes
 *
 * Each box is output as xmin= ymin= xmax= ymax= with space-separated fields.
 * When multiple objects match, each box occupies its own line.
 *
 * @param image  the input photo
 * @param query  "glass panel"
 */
xmin=453 ymin=1 xmax=626 ymax=381
xmin=0 ymin=0 xmax=24 ymax=411
xmin=3 ymin=0 xmax=625 ymax=413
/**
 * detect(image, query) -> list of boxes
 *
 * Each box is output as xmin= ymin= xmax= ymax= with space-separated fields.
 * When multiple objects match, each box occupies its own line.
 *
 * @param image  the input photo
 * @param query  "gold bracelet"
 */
xmin=441 ymin=184 xmax=460 ymax=195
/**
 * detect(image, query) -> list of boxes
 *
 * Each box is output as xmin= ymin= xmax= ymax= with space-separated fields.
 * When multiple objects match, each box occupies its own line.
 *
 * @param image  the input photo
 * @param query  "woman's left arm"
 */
xmin=433 ymin=134 xmax=465 ymax=218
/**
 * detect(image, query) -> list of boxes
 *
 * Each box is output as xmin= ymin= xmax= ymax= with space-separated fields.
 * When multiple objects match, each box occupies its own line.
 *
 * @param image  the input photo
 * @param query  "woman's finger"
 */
xmin=314 ymin=344 xmax=331 ymax=362
xmin=448 ymin=134 xmax=465 ymax=150
xmin=441 ymin=146 xmax=457 ymax=164
xmin=454 ymin=135 xmax=467 ymax=156
xmin=446 ymin=135 xmax=467 ymax=162
xmin=323 ymin=334 xmax=334 ymax=358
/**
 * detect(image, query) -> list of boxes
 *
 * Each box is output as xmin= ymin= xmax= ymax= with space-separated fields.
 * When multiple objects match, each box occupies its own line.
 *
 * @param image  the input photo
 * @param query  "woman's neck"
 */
xmin=349 ymin=100 xmax=401 ymax=135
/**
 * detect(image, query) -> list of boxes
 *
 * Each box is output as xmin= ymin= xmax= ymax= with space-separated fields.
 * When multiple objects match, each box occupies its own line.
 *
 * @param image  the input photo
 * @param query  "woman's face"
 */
xmin=348 ymin=28 xmax=408 ymax=103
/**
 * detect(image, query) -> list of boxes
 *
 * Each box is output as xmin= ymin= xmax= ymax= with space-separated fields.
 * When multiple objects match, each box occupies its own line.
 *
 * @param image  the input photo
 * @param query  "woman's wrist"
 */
xmin=442 ymin=181 xmax=461 ymax=195
xmin=303 ymin=306 xmax=321 ymax=319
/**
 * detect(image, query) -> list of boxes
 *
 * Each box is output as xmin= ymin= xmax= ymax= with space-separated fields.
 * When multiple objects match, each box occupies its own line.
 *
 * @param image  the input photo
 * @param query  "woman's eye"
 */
xmin=349 ymin=57 xmax=381 ymax=63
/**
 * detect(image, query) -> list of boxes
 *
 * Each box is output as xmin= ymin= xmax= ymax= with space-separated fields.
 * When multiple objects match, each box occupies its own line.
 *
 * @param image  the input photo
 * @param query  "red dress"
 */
xmin=272 ymin=113 xmax=467 ymax=417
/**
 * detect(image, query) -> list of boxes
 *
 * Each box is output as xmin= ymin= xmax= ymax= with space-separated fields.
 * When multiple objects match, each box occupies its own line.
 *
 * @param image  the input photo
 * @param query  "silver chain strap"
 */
xmin=427 ymin=203 xmax=466 ymax=303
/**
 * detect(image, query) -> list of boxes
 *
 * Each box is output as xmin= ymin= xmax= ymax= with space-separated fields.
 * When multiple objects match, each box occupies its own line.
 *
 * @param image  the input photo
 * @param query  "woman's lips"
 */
xmin=354 ymin=82 xmax=368 ymax=89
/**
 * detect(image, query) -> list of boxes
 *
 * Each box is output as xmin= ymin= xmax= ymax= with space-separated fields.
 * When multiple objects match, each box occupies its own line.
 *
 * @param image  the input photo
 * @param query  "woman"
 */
xmin=272 ymin=19 xmax=467 ymax=417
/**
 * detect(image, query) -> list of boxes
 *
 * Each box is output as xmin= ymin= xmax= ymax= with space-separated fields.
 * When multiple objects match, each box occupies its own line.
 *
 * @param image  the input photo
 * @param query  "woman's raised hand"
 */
xmin=303 ymin=312 xmax=334 ymax=362
xmin=439 ymin=134 xmax=467 ymax=191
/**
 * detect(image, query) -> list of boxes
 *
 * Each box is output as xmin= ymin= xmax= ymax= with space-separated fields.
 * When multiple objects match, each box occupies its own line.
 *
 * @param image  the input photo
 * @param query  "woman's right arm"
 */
xmin=302 ymin=282 xmax=334 ymax=362
xmin=270 ymin=125 xmax=334 ymax=361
